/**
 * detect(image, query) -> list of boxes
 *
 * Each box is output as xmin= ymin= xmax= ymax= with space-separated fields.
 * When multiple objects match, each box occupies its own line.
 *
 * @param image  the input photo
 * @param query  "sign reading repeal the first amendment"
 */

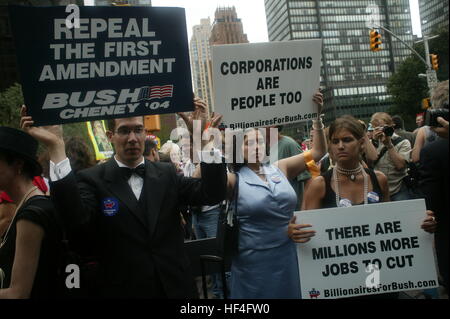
xmin=295 ymin=200 xmax=439 ymax=299
xmin=8 ymin=6 xmax=193 ymax=126
xmin=212 ymin=40 xmax=322 ymax=129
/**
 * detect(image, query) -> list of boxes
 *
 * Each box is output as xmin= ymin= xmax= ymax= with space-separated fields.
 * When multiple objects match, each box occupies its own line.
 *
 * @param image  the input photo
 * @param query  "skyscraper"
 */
xmin=189 ymin=18 xmax=214 ymax=112
xmin=419 ymin=0 xmax=449 ymax=36
xmin=210 ymin=6 xmax=249 ymax=45
xmin=264 ymin=0 xmax=414 ymax=129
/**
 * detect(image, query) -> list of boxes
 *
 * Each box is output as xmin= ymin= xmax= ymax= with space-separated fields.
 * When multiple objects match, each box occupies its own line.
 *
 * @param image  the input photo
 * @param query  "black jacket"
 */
xmin=419 ymin=138 xmax=448 ymax=288
xmin=50 ymin=159 xmax=227 ymax=298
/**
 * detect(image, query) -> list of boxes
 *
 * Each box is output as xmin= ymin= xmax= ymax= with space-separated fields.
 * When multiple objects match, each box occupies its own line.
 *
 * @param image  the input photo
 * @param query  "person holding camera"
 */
xmin=369 ymin=112 xmax=412 ymax=201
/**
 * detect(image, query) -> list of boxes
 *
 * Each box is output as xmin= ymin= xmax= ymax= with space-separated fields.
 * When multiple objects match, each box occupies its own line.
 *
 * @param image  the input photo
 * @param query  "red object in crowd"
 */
xmin=0 ymin=176 xmax=48 ymax=204
xmin=33 ymin=176 xmax=48 ymax=193
xmin=301 ymin=143 xmax=308 ymax=151
xmin=0 ymin=191 xmax=13 ymax=203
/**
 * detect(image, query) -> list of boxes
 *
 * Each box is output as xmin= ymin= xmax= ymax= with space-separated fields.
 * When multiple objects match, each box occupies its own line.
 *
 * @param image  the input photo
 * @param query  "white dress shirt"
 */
xmin=49 ymin=149 xmax=222 ymax=201
xmin=50 ymin=156 xmax=145 ymax=200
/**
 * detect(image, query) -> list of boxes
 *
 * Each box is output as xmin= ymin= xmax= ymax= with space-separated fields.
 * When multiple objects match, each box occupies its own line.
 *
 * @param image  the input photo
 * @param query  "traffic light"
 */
xmin=370 ymin=29 xmax=382 ymax=52
xmin=144 ymin=115 xmax=161 ymax=132
xmin=422 ymin=98 xmax=431 ymax=110
xmin=430 ymin=54 xmax=439 ymax=70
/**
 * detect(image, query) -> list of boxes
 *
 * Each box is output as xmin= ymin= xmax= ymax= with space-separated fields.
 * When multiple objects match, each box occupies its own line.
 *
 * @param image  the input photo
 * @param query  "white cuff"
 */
xmin=197 ymin=148 xmax=223 ymax=164
xmin=49 ymin=158 xmax=72 ymax=181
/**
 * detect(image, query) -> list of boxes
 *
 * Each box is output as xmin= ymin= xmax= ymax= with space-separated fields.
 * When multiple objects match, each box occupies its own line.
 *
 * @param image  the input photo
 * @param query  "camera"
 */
xmin=382 ymin=125 xmax=394 ymax=137
xmin=424 ymin=108 xmax=449 ymax=127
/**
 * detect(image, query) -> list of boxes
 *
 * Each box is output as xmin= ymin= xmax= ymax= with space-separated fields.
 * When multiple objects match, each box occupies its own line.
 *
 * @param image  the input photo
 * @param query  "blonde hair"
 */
xmin=159 ymin=140 xmax=181 ymax=164
xmin=370 ymin=112 xmax=393 ymax=126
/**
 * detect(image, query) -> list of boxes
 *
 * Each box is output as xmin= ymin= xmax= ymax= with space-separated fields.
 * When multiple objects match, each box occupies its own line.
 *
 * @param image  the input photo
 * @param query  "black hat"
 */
xmin=0 ymin=126 xmax=42 ymax=176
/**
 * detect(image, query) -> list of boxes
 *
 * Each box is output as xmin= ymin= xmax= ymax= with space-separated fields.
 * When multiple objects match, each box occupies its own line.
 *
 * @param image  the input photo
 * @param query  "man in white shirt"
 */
xmin=20 ymin=107 xmax=227 ymax=298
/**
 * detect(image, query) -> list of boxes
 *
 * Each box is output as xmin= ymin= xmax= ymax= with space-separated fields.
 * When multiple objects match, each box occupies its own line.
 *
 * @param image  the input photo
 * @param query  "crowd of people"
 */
xmin=0 ymin=80 xmax=448 ymax=299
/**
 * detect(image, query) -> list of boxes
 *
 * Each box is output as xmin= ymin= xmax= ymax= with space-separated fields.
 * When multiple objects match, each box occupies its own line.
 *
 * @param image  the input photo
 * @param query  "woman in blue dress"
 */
xmin=226 ymin=91 xmax=326 ymax=299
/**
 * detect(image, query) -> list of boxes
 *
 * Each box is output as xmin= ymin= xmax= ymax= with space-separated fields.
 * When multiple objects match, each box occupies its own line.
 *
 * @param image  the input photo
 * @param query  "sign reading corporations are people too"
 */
xmin=295 ymin=200 xmax=439 ymax=299
xmin=212 ymin=40 xmax=322 ymax=129
xmin=8 ymin=5 xmax=193 ymax=126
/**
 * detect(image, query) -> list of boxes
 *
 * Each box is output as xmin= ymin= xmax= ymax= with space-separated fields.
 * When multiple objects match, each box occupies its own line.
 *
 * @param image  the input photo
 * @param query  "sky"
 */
xmin=84 ymin=0 xmax=422 ymax=41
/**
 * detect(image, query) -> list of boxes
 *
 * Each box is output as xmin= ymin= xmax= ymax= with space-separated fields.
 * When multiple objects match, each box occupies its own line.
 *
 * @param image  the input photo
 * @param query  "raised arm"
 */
xmin=177 ymin=97 xmax=209 ymax=135
xmin=276 ymin=91 xmax=327 ymax=180
xmin=363 ymin=134 xmax=378 ymax=162
xmin=21 ymin=106 xmax=96 ymax=230
xmin=177 ymin=160 xmax=227 ymax=206
xmin=20 ymin=106 xmax=66 ymax=164
xmin=411 ymin=126 xmax=426 ymax=163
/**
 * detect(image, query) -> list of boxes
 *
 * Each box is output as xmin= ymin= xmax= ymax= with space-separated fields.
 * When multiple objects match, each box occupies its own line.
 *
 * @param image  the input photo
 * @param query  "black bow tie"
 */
xmin=121 ymin=164 xmax=145 ymax=180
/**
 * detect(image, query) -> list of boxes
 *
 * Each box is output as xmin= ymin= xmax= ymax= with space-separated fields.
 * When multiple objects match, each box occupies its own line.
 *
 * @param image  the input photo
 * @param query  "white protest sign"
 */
xmin=295 ymin=199 xmax=439 ymax=299
xmin=212 ymin=40 xmax=321 ymax=129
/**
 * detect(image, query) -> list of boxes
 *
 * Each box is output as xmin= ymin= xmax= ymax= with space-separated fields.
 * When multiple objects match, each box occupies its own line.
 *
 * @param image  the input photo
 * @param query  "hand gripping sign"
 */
xmin=212 ymin=39 xmax=322 ymax=129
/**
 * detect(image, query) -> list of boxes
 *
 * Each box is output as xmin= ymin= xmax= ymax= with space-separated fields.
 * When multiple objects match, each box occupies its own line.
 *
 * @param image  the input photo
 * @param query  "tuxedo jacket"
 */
xmin=50 ymin=159 xmax=227 ymax=298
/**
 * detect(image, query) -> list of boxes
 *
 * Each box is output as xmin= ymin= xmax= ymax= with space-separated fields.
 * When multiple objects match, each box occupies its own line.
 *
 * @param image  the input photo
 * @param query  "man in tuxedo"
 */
xmin=21 ymin=105 xmax=227 ymax=298
xmin=419 ymin=80 xmax=449 ymax=293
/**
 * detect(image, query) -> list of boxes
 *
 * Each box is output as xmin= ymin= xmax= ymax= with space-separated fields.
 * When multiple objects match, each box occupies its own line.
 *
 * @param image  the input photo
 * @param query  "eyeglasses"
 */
xmin=114 ymin=126 xmax=145 ymax=136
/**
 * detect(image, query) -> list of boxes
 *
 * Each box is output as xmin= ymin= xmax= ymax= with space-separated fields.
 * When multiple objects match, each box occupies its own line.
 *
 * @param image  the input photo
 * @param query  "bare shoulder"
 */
xmin=308 ymin=175 xmax=326 ymax=194
xmin=374 ymin=170 xmax=387 ymax=182
xmin=228 ymin=172 xmax=237 ymax=187
xmin=304 ymin=175 xmax=326 ymax=210
xmin=374 ymin=170 xmax=389 ymax=191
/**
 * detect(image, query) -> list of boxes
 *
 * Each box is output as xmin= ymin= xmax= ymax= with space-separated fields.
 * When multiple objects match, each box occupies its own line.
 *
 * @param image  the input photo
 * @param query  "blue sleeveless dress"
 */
xmin=230 ymin=164 xmax=301 ymax=299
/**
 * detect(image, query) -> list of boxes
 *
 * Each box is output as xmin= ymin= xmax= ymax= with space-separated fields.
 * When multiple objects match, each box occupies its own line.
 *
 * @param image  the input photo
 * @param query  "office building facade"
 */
xmin=210 ymin=6 xmax=249 ymax=45
xmin=264 ymin=0 xmax=414 ymax=135
xmin=419 ymin=0 xmax=448 ymax=36
xmin=189 ymin=18 xmax=214 ymax=112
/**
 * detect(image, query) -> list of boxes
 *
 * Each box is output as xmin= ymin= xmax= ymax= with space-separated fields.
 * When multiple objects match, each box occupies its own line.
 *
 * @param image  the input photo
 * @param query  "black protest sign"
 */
xmin=8 ymin=5 xmax=193 ymax=126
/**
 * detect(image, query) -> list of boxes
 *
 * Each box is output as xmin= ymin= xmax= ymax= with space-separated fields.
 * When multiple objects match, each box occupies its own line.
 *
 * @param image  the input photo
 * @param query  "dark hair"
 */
xmin=158 ymin=152 xmax=171 ymax=163
xmin=107 ymin=119 xmax=116 ymax=132
xmin=143 ymin=138 xmax=158 ymax=156
xmin=0 ymin=149 xmax=41 ymax=180
xmin=391 ymin=115 xmax=404 ymax=130
xmin=328 ymin=115 xmax=365 ymax=141
xmin=230 ymin=128 xmax=262 ymax=173
xmin=107 ymin=117 xmax=145 ymax=132
xmin=358 ymin=120 xmax=367 ymax=132
xmin=38 ymin=151 xmax=50 ymax=179
xmin=276 ymin=125 xmax=283 ymax=132
xmin=65 ymin=137 xmax=95 ymax=173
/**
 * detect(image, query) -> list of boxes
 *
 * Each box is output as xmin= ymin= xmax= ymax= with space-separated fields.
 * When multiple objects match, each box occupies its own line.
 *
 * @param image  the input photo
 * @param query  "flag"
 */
xmin=138 ymin=85 xmax=174 ymax=100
